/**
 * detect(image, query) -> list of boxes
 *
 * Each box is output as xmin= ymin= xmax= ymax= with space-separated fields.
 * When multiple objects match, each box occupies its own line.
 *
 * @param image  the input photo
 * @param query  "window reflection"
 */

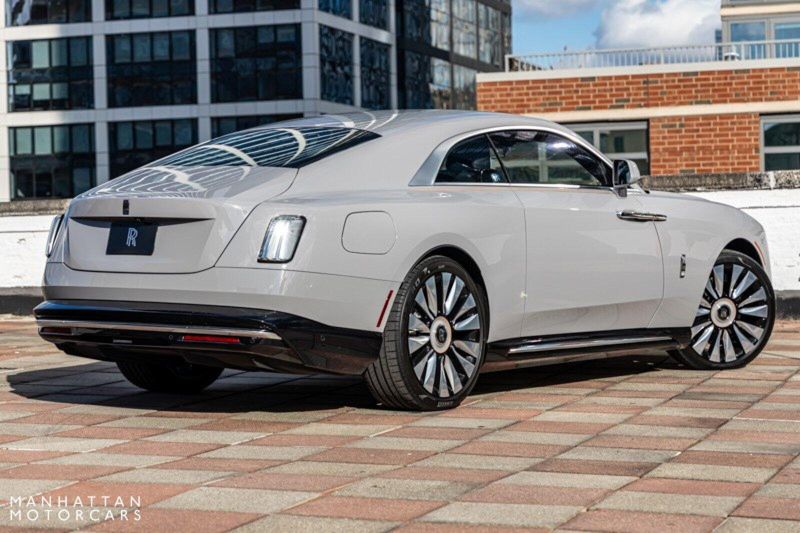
xmin=6 ymin=0 xmax=90 ymax=25
xmin=210 ymin=0 xmax=298 ymax=13
xmin=319 ymin=0 xmax=351 ymax=18
xmin=402 ymin=0 xmax=450 ymax=50
xmin=105 ymin=0 xmax=192 ymax=20
xmin=107 ymin=31 xmax=197 ymax=107
xmin=402 ymin=51 xmax=451 ymax=109
xmin=360 ymin=0 xmax=388 ymax=29
xmin=453 ymin=0 xmax=477 ymax=59
xmin=9 ymin=124 xmax=95 ymax=199
xmin=211 ymin=25 xmax=302 ymax=103
xmin=109 ymin=119 xmax=197 ymax=178
xmin=8 ymin=37 xmax=93 ymax=112
xmin=320 ymin=25 xmax=354 ymax=105
xmin=361 ymin=38 xmax=390 ymax=110
xmin=211 ymin=115 xmax=303 ymax=138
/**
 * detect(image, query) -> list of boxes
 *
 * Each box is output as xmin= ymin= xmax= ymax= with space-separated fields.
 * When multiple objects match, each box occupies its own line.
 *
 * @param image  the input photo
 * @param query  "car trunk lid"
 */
xmin=64 ymin=165 xmax=297 ymax=274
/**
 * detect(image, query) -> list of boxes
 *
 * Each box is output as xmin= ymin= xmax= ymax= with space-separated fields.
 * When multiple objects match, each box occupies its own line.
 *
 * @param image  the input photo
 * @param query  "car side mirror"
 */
xmin=480 ymin=168 xmax=504 ymax=184
xmin=612 ymin=160 xmax=642 ymax=198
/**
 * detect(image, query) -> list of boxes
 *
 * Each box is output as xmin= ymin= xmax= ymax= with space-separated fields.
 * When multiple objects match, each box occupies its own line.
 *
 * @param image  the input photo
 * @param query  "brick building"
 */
xmin=477 ymin=0 xmax=800 ymax=177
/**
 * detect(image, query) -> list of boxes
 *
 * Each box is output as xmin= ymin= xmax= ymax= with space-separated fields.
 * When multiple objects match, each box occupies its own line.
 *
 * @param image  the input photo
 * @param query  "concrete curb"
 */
xmin=2 ymin=288 xmax=799 ymax=319
xmin=778 ymin=291 xmax=800 ymax=320
xmin=0 ymin=288 xmax=43 ymax=316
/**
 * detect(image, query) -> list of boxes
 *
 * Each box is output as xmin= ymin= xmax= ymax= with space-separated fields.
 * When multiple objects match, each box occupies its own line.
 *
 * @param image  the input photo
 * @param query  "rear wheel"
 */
xmin=365 ymin=255 xmax=488 ymax=411
xmin=117 ymin=359 xmax=223 ymax=393
xmin=672 ymin=251 xmax=775 ymax=370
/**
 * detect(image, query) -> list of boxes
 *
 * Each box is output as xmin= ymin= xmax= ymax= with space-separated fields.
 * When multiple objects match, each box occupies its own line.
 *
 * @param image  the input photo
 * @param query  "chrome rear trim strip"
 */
xmin=508 ymin=336 xmax=673 ymax=355
xmin=37 ymin=319 xmax=282 ymax=341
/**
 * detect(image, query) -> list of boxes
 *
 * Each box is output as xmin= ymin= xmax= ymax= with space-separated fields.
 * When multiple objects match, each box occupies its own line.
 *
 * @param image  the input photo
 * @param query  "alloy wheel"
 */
xmin=407 ymin=271 xmax=482 ymax=398
xmin=690 ymin=262 xmax=770 ymax=363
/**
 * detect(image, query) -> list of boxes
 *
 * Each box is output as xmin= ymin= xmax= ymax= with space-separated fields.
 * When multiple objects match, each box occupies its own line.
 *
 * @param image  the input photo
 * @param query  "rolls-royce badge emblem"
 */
xmin=126 ymin=228 xmax=138 ymax=247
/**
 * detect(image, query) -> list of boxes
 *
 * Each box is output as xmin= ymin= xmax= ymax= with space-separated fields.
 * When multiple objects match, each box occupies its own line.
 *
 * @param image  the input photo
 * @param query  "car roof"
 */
xmin=250 ymin=110 xmax=578 ymax=145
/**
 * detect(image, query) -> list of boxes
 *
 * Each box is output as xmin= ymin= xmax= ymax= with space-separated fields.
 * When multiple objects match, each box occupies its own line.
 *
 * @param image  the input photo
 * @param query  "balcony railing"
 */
xmin=505 ymin=40 xmax=800 ymax=72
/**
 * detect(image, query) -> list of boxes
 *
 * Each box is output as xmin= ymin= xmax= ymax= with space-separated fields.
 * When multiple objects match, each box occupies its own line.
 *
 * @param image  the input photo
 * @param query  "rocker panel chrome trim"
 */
xmin=507 ymin=335 xmax=673 ymax=355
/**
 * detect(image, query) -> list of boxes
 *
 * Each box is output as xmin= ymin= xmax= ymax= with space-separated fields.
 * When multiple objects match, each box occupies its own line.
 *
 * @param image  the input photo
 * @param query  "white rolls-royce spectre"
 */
xmin=37 ymin=111 xmax=775 ymax=411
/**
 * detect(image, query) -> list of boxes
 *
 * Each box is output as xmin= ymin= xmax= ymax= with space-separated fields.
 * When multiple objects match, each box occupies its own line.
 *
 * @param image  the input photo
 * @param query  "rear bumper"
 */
xmin=35 ymin=300 xmax=382 ymax=376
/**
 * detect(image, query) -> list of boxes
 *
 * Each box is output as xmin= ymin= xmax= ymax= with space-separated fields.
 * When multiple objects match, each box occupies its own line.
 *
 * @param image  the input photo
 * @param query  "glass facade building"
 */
xmin=0 ymin=0 xmax=511 ymax=200
xmin=396 ymin=0 xmax=511 ymax=110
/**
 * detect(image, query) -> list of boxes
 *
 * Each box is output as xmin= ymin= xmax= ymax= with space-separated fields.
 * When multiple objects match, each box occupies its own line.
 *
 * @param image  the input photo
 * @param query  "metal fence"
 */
xmin=505 ymin=40 xmax=800 ymax=72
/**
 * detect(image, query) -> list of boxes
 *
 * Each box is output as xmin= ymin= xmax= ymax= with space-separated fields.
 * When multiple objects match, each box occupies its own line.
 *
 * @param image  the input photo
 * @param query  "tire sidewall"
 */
xmin=682 ymin=251 xmax=775 ymax=370
xmin=392 ymin=256 xmax=488 ymax=410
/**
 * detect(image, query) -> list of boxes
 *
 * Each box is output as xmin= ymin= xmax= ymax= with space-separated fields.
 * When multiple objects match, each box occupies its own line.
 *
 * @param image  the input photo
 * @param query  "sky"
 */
xmin=512 ymin=0 xmax=723 ymax=55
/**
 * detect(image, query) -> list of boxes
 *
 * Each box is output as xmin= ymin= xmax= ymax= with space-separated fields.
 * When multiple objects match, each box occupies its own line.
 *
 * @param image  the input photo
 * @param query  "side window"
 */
xmin=436 ymin=135 xmax=506 ymax=184
xmin=489 ymin=130 xmax=609 ymax=186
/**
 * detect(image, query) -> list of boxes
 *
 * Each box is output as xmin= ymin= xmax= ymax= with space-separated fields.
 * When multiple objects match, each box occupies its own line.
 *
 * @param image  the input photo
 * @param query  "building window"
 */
xmin=402 ymin=50 xmax=451 ymax=109
xmin=109 ymin=119 xmax=196 ymax=178
xmin=401 ymin=0 xmax=450 ymax=51
xmin=763 ymin=116 xmax=800 ymax=171
xmin=568 ymin=122 xmax=649 ymax=175
xmin=502 ymin=11 xmax=512 ymax=56
xmin=211 ymin=25 xmax=302 ymax=103
xmin=360 ymin=0 xmax=388 ymax=29
xmin=107 ymin=31 xmax=196 ymax=108
xmin=9 ymin=124 xmax=95 ymax=199
xmin=209 ymin=0 xmax=299 ymax=13
xmin=360 ymin=38 xmax=390 ymax=110
xmin=775 ymin=23 xmax=800 ymax=58
xmin=211 ymin=114 xmax=302 ymax=137
xmin=7 ymin=37 xmax=93 ymax=112
xmin=5 ymin=0 xmax=91 ymax=26
xmin=453 ymin=0 xmax=477 ymax=59
xmin=318 ymin=0 xmax=351 ymax=19
xmin=730 ymin=21 xmax=767 ymax=59
xmin=452 ymin=64 xmax=476 ymax=109
xmin=478 ymin=4 xmax=501 ymax=67
xmin=105 ymin=0 xmax=193 ymax=20
xmin=319 ymin=25 xmax=353 ymax=105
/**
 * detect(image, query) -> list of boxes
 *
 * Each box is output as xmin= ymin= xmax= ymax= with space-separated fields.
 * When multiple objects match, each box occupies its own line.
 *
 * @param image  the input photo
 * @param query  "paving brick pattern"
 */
xmin=1 ymin=316 xmax=799 ymax=532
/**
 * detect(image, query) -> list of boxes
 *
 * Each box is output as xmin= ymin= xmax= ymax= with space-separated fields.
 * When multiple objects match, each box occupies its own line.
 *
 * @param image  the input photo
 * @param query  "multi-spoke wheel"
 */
xmin=365 ymin=255 xmax=487 ymax=410
xmin=672 ymin=250 xmax=775 ymax=370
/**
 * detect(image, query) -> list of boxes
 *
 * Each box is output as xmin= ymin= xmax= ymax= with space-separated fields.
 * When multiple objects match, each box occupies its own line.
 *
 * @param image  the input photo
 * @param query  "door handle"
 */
xmin=617 ymin=210 xmax=667 ymax=222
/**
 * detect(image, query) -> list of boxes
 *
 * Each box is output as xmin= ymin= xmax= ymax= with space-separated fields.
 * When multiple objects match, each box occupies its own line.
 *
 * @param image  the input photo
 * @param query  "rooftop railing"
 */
xmin=505 ymin=39 xmax=800 ymax=72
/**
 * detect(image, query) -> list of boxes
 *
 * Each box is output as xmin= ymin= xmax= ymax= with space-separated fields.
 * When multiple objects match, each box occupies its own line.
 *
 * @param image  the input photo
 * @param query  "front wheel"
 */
xmin=365 ymin=255 xmax=488 ymax=411
xmin=672 ymin=251 xmax=775 ymax=370
xmin=117 ymin=359 xmax=223 ymax=393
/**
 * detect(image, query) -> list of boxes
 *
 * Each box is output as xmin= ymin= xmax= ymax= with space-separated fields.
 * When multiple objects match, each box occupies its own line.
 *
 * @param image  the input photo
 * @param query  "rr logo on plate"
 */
xmin=126 ymin=227 xmax=138 ymax=247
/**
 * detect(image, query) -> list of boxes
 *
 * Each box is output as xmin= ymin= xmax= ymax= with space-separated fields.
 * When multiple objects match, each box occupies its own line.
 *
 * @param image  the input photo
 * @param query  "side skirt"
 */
xmin=483 ymin=328 xmax=691 ymax=373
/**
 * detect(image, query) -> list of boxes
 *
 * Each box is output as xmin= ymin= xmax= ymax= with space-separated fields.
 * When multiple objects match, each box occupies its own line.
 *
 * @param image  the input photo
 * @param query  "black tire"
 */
xmin=365 ymin=255 xmax=488 ymax=411
xmin=117 ymin=359 xmax=223 ymax=393
xmin=673 ymin=250 xmax=775 ymax=370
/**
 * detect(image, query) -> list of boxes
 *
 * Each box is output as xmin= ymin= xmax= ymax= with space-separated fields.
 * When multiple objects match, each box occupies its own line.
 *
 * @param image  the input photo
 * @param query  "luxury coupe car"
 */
xmin=36 ymin=111 xmax=775 ymax=411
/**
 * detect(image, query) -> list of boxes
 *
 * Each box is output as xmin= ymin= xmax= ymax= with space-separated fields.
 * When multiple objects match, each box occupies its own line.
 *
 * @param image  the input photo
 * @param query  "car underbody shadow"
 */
xmin=7 ymin=352 xmax=680 ymax=414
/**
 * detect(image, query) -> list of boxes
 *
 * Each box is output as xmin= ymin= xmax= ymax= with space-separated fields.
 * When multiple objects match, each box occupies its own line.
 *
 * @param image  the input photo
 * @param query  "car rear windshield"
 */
xmin=152 ymin=127 xmax=380 ymax=169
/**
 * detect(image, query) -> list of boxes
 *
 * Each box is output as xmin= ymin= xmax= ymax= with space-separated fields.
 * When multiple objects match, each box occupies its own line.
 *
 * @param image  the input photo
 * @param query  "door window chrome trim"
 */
xmin=409 ymin=124 xmax=614 ymax=188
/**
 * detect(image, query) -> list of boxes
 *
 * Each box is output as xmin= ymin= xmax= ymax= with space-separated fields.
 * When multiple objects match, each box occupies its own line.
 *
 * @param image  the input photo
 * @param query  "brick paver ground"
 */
xmin=1 ymin=316 xmax=799 ymax=532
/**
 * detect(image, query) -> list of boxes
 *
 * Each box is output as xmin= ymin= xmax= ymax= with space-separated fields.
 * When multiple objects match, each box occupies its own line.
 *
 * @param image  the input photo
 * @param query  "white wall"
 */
xmin=691 ymin=189 xmax=800 ymax=292
xmin=0 ymin=189 xmax=798 ymax=291
xmin=0 ymin=215 xmax=51 ymax=288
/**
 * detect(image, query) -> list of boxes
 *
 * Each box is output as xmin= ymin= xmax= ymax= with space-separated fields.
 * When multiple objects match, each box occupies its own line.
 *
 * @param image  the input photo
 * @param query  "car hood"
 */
xmin=63 ymin=165 xmax=298 ymax=274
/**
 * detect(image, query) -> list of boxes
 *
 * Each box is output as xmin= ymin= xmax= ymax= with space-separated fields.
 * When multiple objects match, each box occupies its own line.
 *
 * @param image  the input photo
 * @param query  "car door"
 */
xmin=488 ymin=129 xmax=664 ymax=337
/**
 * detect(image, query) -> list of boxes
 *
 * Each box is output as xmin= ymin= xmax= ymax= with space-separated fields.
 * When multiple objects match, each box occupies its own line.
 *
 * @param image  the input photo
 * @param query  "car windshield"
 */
xmin=152 ymin=126 xmax=380 ymax=169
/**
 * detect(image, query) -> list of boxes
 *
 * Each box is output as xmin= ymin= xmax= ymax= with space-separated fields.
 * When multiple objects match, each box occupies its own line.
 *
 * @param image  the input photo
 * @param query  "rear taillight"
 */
xmin=179 ymin=335 xmax=242 ymax=345
xmin=45 ymin=214 xmax=64 ymax=257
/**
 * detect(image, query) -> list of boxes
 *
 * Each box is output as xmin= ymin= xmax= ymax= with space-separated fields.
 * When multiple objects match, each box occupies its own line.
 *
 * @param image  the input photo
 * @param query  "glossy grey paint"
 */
xmin=44 ymin=111 xmax=770 ymax=344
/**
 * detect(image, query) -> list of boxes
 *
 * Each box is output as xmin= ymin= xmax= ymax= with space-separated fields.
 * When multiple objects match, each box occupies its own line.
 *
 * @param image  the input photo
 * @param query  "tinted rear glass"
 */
xmin=152 ymin=126 xmax=379 ymax=168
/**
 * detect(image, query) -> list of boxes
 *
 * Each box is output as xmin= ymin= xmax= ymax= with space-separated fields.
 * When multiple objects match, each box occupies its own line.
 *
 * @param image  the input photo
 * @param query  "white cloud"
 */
xmin=516 ymin=0 xmax=600 ymax=18
xmin=595 ymin=0 xmax=721 ymax=49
